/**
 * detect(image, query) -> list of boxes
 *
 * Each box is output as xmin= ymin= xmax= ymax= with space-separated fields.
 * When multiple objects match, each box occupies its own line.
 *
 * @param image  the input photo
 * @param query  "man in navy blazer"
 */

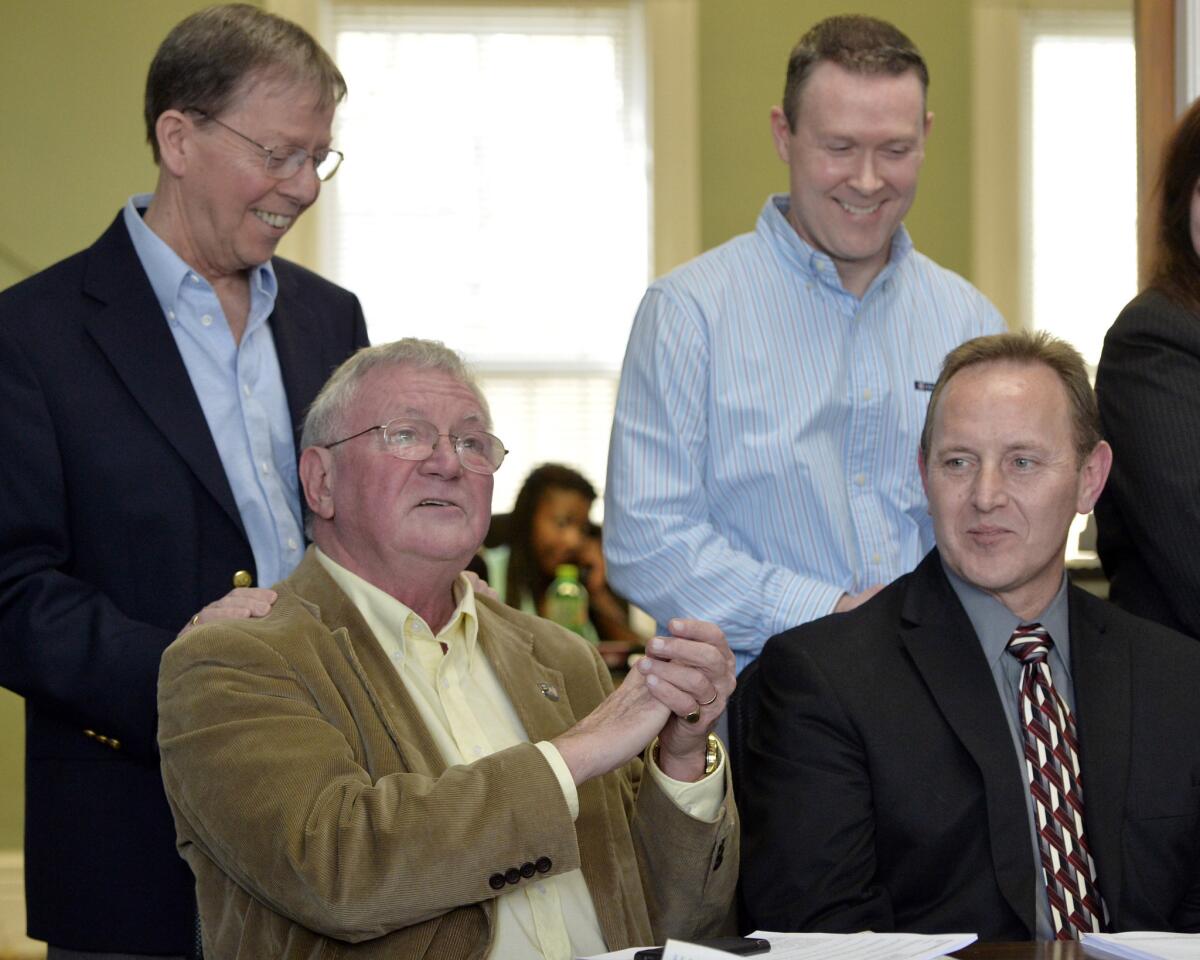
xmin=0 ymin=6 xmax=367 ymax=957
xmin=739 ymin=332 xmax=1200 ymax=940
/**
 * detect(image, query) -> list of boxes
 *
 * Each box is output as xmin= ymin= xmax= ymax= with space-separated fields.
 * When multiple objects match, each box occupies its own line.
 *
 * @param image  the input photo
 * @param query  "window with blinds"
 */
xmin=324 ymin=2 xmax=650 ymax=512
xmin=1025 ymin=11 xmax=1136 ymax=370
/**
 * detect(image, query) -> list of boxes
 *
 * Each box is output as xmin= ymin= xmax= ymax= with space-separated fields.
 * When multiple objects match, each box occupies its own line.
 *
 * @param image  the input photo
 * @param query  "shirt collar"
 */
xmin=122 ymin=193 xmax=278 ymax=324
xmin=313 ymin=547 xmax=479 ymax=664
xmin=942 ymin=557 xmax=1072 ymax=675
xmin=757 ymin=193 xmax=913 ymax=296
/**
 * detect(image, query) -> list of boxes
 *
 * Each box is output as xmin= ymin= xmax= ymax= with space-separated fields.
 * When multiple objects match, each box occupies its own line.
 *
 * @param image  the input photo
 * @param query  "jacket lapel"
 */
xmin=79 ymin=215 xmax=245 ymax=537
xmin=477 ymin=603 xmax=580 ymax=740
xmin=899 ymin=552 xmax=1039 ymax=935
xmin=1069 ymin=587 xmax=1130 ymax=922
xmin=268 ymin=265 xmax=325 ymax=445
xmin=288 ymin=553 xmax=448 ymax=774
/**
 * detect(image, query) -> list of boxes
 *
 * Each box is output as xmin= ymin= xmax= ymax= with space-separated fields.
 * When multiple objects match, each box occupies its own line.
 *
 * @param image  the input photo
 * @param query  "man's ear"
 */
xmin=769 ymin=105 xmax=792 ymax=164
xmin=154 ymin=109 xmax=194 ymax=178
xmin=1076 ymin=440 xmax=1113 ymax=514
xmin=300 ymin=446 xmax=336 ymax=521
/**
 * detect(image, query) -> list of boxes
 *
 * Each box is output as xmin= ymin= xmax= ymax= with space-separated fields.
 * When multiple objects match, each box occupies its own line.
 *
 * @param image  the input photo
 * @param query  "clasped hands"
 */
xmin=554 ymin=618 xmax=735 ymax=786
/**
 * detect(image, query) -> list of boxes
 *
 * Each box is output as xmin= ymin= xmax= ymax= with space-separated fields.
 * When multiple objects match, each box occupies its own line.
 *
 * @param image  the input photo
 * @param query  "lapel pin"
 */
xmin=538 ymin=681 xmax=560 ymax=702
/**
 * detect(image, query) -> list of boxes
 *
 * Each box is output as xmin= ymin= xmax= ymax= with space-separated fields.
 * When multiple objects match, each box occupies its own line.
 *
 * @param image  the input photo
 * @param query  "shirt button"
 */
xmin=854 ymin=474 xmax=866 ymax=487
xmin=390 ymin=650 xmax=402 ymax=661
xmin=261 ymin=462 xmax=270 ymax=476
xmin=190 ymin=273 xmax=200 ymax=284
xmin=287 ymin=537 xmax=298 ymax=551
xmin=441 ymin=678 xmax=450 ymax=690
xmin=871 ymin=552 xmax=882 ymax=564
xmin=243 ymin=383 xmax=252 ymax=397
xmin=862 ymin=388 xmax=872 ymax=400
xmin=167 ymin=309 xmax=176 ymax=321
xmin=201 ymin=314 xmax=213 ymax=327
xmin=472 ymin=745 xmax=483 ymax=757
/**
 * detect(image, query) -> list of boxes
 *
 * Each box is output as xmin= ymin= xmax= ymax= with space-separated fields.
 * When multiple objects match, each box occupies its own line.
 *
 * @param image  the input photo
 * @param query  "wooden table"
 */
xmin=952 ymin=943 xmax=1090 ymax=959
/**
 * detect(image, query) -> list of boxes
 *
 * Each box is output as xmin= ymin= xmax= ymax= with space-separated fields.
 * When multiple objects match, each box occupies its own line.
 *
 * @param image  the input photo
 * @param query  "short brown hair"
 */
xmin=782 ymin=15 xmax=928 ymax=130
xmin=920 ymin=331 xmax=1101 ymax=466
xmin=144 ymin=4 xmax=347 ymax=163
xmin=1148 ymin=96 xmax=1200 ymax=313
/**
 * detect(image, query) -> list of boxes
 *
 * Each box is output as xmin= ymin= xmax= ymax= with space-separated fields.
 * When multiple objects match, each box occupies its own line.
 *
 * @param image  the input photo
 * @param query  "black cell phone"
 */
xmin=633 ymin=936 xmax=771 ymax=959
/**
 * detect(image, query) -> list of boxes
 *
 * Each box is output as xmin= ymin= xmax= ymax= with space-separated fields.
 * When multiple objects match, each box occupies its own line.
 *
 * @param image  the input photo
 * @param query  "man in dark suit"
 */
xmin=0 ymin=6 xmax=367 ymax=957
xmin=739 ymin=331 xmax=1200 ymax=941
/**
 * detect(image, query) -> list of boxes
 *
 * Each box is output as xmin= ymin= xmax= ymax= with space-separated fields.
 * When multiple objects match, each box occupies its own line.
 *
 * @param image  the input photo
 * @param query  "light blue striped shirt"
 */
xmin=605 ymin=195 xmax=1005 ymax=672
xmin=123 ymin=195 xmax=305 ymax=589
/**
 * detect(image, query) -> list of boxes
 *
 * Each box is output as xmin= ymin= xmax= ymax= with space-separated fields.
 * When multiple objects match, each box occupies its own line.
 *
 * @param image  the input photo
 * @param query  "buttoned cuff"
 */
xmin=534 ymin=740 xmax=580 ymax=821
xmin=646 ymin=738 xmax=726 ymax=822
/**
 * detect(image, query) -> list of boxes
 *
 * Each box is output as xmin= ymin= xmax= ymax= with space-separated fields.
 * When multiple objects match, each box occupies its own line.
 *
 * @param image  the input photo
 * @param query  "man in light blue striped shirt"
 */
xmin=606 ymin=15 xmax=1005 ymax=673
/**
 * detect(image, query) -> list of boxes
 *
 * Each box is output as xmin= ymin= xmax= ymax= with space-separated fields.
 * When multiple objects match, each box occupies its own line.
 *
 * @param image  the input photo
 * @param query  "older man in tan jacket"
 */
xmin=157 ymin=338 xmax=738 ymax=959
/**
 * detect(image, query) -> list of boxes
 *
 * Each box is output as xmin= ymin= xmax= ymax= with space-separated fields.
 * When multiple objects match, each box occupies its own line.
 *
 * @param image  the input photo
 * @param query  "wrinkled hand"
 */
xmin=834 ymin=584 xmax=884 ymax=613
xmin=637 ymin=618 xmax=735 ymax=781
xmin=464 ymin=570 xmax=499 ymax=602
xmin=552 ymin=668 xmax=671 ymax=786
xmin=177 ymin=587 xmax=278 ymax=638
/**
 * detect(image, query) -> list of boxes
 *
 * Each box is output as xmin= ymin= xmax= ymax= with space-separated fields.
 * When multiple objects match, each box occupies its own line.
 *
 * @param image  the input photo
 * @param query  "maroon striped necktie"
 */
xmin=1006 ymin=623 xmax=1108 ymax=939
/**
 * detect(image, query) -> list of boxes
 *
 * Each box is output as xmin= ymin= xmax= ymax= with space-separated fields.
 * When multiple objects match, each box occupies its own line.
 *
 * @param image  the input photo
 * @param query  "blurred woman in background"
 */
xmin=1094 ymin=96 xmax=1200 ymax=640
xmin=484 ymin=464 xmax=644 ymax=653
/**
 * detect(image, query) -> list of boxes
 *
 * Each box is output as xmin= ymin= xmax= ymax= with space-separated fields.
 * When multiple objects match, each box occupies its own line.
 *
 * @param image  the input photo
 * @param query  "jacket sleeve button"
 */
xmin=488 ymin=873 xmax=506 ymax=890
xmin=535 ymin=856 xmax=552 ymax=874
xmin=505 ymin=867 xmax=521 ymax=885
xmin=520 ymin=861 xmax=536 ymax=878
xmin=232 ymin=570 xmax=254 ymax=588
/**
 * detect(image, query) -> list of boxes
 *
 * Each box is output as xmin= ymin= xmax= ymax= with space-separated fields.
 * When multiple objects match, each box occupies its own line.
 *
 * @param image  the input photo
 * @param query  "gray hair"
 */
xmin=144 ymin=3 xmax=347 ymax=163
xmin=301 ymin=338 xmax=491 ymax=451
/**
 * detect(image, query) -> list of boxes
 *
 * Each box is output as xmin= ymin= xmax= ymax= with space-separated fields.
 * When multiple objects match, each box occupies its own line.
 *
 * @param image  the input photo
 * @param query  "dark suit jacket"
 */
xmin=1095 ymin=287 xmax=1200 ymax=640
xmin=0 ymin=212 xmax=368 ymax=953
xmin=158 ymin=550 xmax=738 ymax=958
xmin=738 ymin=549 xmax=1200 ymax=940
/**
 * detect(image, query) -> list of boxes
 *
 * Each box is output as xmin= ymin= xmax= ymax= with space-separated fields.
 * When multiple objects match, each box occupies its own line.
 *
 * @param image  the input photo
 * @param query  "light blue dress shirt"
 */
xmin=946 ymin=563 xmax=1075 ymax=940
xmin=605 ymin=195 xmax=1005 ymax=672
xmin=123 ymin=195 xmax=304 ymax=589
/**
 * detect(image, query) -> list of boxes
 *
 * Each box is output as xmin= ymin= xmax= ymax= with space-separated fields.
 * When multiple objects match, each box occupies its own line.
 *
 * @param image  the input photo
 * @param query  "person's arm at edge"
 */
xmin=604 ymin=288 xmax=847 ymax=659
xmin=738 ymin=630 xmax=892 ymax=934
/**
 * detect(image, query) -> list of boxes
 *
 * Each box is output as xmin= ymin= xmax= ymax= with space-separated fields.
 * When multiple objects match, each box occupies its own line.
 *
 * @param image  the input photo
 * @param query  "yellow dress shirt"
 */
xmin=315 ymin=549 xmax=724 ymax=959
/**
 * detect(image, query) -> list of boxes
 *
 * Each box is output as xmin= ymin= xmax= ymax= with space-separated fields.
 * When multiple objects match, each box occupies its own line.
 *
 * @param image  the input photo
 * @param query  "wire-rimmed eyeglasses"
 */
xmin=188 ymin=109 xmax=344 ymax=182
xmin=324 ymin=418 xmax=508 ymax=475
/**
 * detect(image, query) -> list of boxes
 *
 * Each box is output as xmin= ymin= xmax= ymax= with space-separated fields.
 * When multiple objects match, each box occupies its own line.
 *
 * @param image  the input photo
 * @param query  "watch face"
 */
xmin=704 ymin=734 xmax=721 ymax=775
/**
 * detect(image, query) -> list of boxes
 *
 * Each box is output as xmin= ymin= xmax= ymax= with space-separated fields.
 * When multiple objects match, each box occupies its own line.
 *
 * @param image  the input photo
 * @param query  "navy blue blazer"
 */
xmin=0 ymin=212 xmax=368 ymax=953
xmin=738 ymin=549 xmax=1200 ymax=940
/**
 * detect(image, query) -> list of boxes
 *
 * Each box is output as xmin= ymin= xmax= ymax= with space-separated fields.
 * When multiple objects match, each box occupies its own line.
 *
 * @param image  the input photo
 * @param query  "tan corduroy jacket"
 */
xmin=158 ymin=550 xmax=738 ymax=959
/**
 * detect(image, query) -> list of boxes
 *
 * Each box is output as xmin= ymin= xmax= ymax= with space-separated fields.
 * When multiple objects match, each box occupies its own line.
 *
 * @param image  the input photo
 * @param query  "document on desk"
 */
xmin=582 ymin=931 xmax=977 ymax=960
xmin=1080 ymin=931 xmax=1200 ymax=960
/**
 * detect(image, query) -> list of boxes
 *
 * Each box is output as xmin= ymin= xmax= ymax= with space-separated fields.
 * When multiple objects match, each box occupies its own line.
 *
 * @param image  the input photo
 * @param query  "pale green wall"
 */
xmin=0 ymin=0 xmax=231 ymax=852
xmin=698 ymin=0 xmax=976 ymax=278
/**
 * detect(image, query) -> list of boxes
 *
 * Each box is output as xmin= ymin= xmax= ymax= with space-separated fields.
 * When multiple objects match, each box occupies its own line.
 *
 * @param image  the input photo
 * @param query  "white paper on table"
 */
xmin=1080 ymin=931 xmax=1200 ymax=960
xmin=579 ymin=940 xmax=745 ymax=960
xmin=745 ymin=931 xmax=977 ymax=959
xmin=580 ymin=931 xmax=978 ymax=960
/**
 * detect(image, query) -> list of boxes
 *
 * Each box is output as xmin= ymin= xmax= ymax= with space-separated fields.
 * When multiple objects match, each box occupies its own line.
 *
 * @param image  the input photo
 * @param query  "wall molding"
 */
xmin=0 ymin=853 xmax=43 ymax=960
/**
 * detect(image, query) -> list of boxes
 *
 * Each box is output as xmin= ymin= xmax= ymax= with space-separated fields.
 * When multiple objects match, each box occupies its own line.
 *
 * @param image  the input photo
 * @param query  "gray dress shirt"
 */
xmin=943 ymin=562 xmax=1075 ymax=940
